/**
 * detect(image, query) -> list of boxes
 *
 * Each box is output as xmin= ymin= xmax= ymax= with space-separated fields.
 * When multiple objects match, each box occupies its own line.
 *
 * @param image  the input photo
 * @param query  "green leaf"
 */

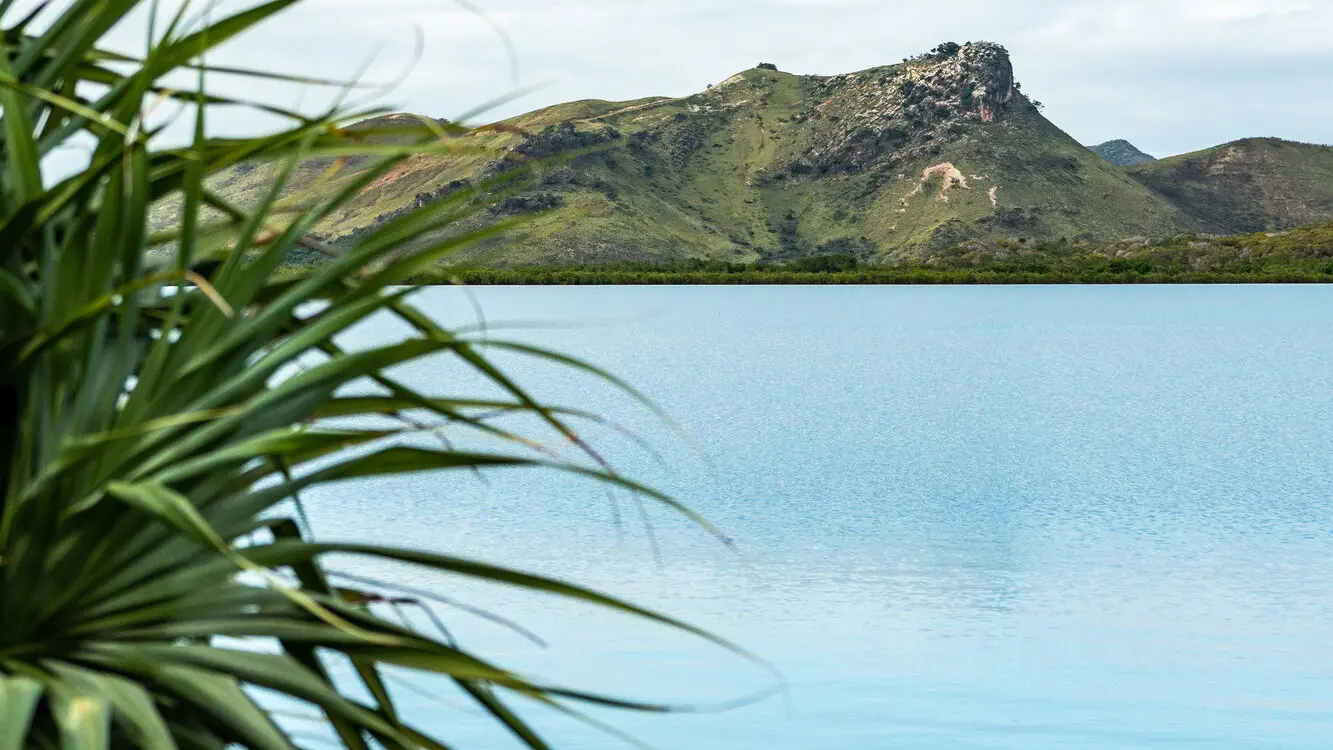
xmin=156 ymin=0 xmax=302 ymax=73
xmin=0 ymin=45 xmax=43 ymax=203
xmin=0 ymin=268 xmax=35 ymax=318
xmin=458 ymin=681 xmax=552 ymax=750
xmin=77 ymin=645 xmax=442 ymax=750
xmin=146 ymin=665 xmax=296 ymax=750
xmin=148 ymin=427 xmax=394 ymax=487
xmin=50 ymin=691 xmax=111 ymax=750
xmin=103 ymin=538 xmax=756 ymax=668
xmin=0 ymin=676 xmax=44 ymax=748
xmin=268 ymin=516 xmax=402 ymax=734
xmin=44 ymin=662 xmax=177 ymax=750
xmin=105 ymin=481 xmax=219 ymax=550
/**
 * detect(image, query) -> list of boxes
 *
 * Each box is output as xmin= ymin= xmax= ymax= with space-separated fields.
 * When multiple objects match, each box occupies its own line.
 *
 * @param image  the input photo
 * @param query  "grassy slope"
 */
xmin=1129 ymin=138 xmax=1333 ymax=233
xmin=884 ymin=105 xmax=1193 ymax=253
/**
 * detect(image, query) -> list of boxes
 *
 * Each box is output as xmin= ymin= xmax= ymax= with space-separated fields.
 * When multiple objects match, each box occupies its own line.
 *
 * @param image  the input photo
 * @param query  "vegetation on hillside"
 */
xmin=442 ymin=222 xmax=1333 ymax=284
xmin=0 ymin=1 xmax=749 ymax=748
xmin=1089 ymin=139 xmax=1156 ymax=166
xmin=1129 ymin=138 xmax=1333 ymax=233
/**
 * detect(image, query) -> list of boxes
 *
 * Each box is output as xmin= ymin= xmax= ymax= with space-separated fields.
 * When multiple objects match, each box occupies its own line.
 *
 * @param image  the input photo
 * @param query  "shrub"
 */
xmin=929 ymin=42 xmax=962 ymax=60
xmin=900 ymin=80 xmax=925 ymax=104
xmin=881 ymin=128 xmax=910 ymax=146
xmin=487 ymin=192 xmax=567 ymax=214
xmin=516 ymin=121 xmax=621 ymax=159
xmin=789 ymin=254 xmax=860 ymax=272
xmin=960 ymin=82 xmax=977 ymax=109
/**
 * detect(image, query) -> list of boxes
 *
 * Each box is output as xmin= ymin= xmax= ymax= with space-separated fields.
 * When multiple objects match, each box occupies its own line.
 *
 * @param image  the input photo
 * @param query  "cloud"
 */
xmin=90 ymin=0 xmax=1333 ymax=156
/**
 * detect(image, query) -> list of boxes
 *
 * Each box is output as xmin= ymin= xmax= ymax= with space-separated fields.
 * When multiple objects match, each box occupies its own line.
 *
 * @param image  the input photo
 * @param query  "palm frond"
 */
xmin=0 ymin=2 xmax=764 ymax=748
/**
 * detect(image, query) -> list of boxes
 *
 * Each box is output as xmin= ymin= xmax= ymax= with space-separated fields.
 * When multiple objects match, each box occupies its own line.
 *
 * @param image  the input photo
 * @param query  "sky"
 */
xmin=111 ymin=0 xmax=1333 ymax=157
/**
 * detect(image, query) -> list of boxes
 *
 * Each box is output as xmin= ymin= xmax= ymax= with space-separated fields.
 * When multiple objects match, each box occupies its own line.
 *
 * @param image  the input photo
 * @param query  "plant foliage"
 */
xmin=0 ymin=1 xmax=746 ymax=748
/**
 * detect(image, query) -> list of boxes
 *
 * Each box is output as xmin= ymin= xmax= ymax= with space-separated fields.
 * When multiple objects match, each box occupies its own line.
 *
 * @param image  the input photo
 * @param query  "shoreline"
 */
xmin=433 ymin=270 xmax=1333 ymax=286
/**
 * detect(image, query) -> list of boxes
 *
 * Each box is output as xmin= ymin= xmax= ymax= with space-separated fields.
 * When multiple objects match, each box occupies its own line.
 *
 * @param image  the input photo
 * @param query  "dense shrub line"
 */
xmin=444 ymin=268 xmax=1333 ymax=286
xmin=441 ymin=223 xmax=1333 ymax=285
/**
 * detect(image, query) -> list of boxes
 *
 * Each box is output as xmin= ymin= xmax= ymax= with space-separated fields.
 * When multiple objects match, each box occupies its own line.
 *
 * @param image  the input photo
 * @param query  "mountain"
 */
xmin=1090 ymin=139 xmax=1156 ymax=166
xmin=1128 ymin=138 xmax=1333 ymax=234
xmin=193 ymin=42 xmax=1333 ymax=265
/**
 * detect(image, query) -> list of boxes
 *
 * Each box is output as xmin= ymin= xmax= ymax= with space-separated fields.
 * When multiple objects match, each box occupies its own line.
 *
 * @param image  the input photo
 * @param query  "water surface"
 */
xmin=310 ymin=285 xmax=1333 ymax=749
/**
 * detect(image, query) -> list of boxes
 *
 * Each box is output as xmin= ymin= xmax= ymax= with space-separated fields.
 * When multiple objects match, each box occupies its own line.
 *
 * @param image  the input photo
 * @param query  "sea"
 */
xmin=303 ymin=285 xmax=1333 ymax=749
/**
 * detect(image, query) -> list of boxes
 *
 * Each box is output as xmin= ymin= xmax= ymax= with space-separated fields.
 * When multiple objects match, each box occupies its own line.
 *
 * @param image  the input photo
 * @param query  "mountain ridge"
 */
xmin=188 ymin=42 xmax=1333 ymax=266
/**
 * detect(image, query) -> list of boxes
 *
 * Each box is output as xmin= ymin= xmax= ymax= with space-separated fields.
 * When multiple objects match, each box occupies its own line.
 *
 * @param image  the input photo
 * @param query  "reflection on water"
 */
xmin=308 ymin=285 xmax=1333 ymax=749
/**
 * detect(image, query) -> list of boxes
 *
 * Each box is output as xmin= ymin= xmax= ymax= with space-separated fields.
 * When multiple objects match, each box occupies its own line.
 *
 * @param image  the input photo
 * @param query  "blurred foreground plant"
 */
xmin=0 ymin=1 xmax=751 ymax=747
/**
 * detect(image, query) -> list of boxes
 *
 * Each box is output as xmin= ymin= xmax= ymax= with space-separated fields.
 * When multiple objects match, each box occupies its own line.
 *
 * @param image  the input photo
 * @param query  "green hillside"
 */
xmin=1129 ymin=138 xmax=1333 ymax=233
xmin=1090 ymin=139 xmax=1156 ymax=166
xmin=180 ymin=42 xmax=1333 ymax=267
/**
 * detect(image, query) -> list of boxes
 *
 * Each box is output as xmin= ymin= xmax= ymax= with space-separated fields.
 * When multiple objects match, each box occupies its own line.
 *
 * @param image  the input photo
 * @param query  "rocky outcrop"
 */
xmin=628 ymin=110 xmax=727 ymax=169
xmin=962 ymin=43 xmax=1016 ymax=123
xmin=487 ymin=192 xmax=565 ymax=215
xmin=515 ymin=121 xmax=621 ymax=159
xmin=804 ymin=41 xmax=1018 ymax=173
xmin=487 ymin=121 xmax=623 ymax=175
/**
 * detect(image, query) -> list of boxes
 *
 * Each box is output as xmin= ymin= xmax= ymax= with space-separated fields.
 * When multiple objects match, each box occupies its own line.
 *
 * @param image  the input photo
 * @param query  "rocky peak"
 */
xmin=959 ymin=42 xmax=1015 ymax=122
xmin=802 ymin=41 xmax=1021 ymax=173
xmin=899 ymin=42 xmax=1015 ymax=122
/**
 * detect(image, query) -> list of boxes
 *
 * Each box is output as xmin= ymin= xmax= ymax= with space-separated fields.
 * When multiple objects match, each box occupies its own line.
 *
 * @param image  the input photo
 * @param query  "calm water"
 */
xmin=309 ymin=285 xmax=1333 ymax=749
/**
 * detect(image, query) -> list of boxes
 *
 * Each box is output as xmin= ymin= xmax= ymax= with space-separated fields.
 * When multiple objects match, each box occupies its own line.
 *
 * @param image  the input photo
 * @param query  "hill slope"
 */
xmin=202 ymin=42 xmax=1333 ymax=265
xmin=430 ymin=42 xmax=1195 ymax=264
xmin=1128 ymin=138 xmax=1333 ymax=234
xmin=1090 ymin=140 xmax=1156 ymax=166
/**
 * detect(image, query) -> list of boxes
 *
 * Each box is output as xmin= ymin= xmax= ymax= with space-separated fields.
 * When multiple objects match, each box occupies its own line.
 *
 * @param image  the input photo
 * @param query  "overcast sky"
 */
xmin=132 ymin=0 xmax=1333 ymax=157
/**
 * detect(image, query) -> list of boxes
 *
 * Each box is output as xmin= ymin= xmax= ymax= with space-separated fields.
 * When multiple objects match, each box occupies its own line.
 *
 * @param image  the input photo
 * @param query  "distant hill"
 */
xmin=1129 ymin=138 xmax=1333 ymax=234
xmin=1090 ymin=140 xmax=1156 ymax=166
xmin=181 ymin=43 xmax=1333 ymax=266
